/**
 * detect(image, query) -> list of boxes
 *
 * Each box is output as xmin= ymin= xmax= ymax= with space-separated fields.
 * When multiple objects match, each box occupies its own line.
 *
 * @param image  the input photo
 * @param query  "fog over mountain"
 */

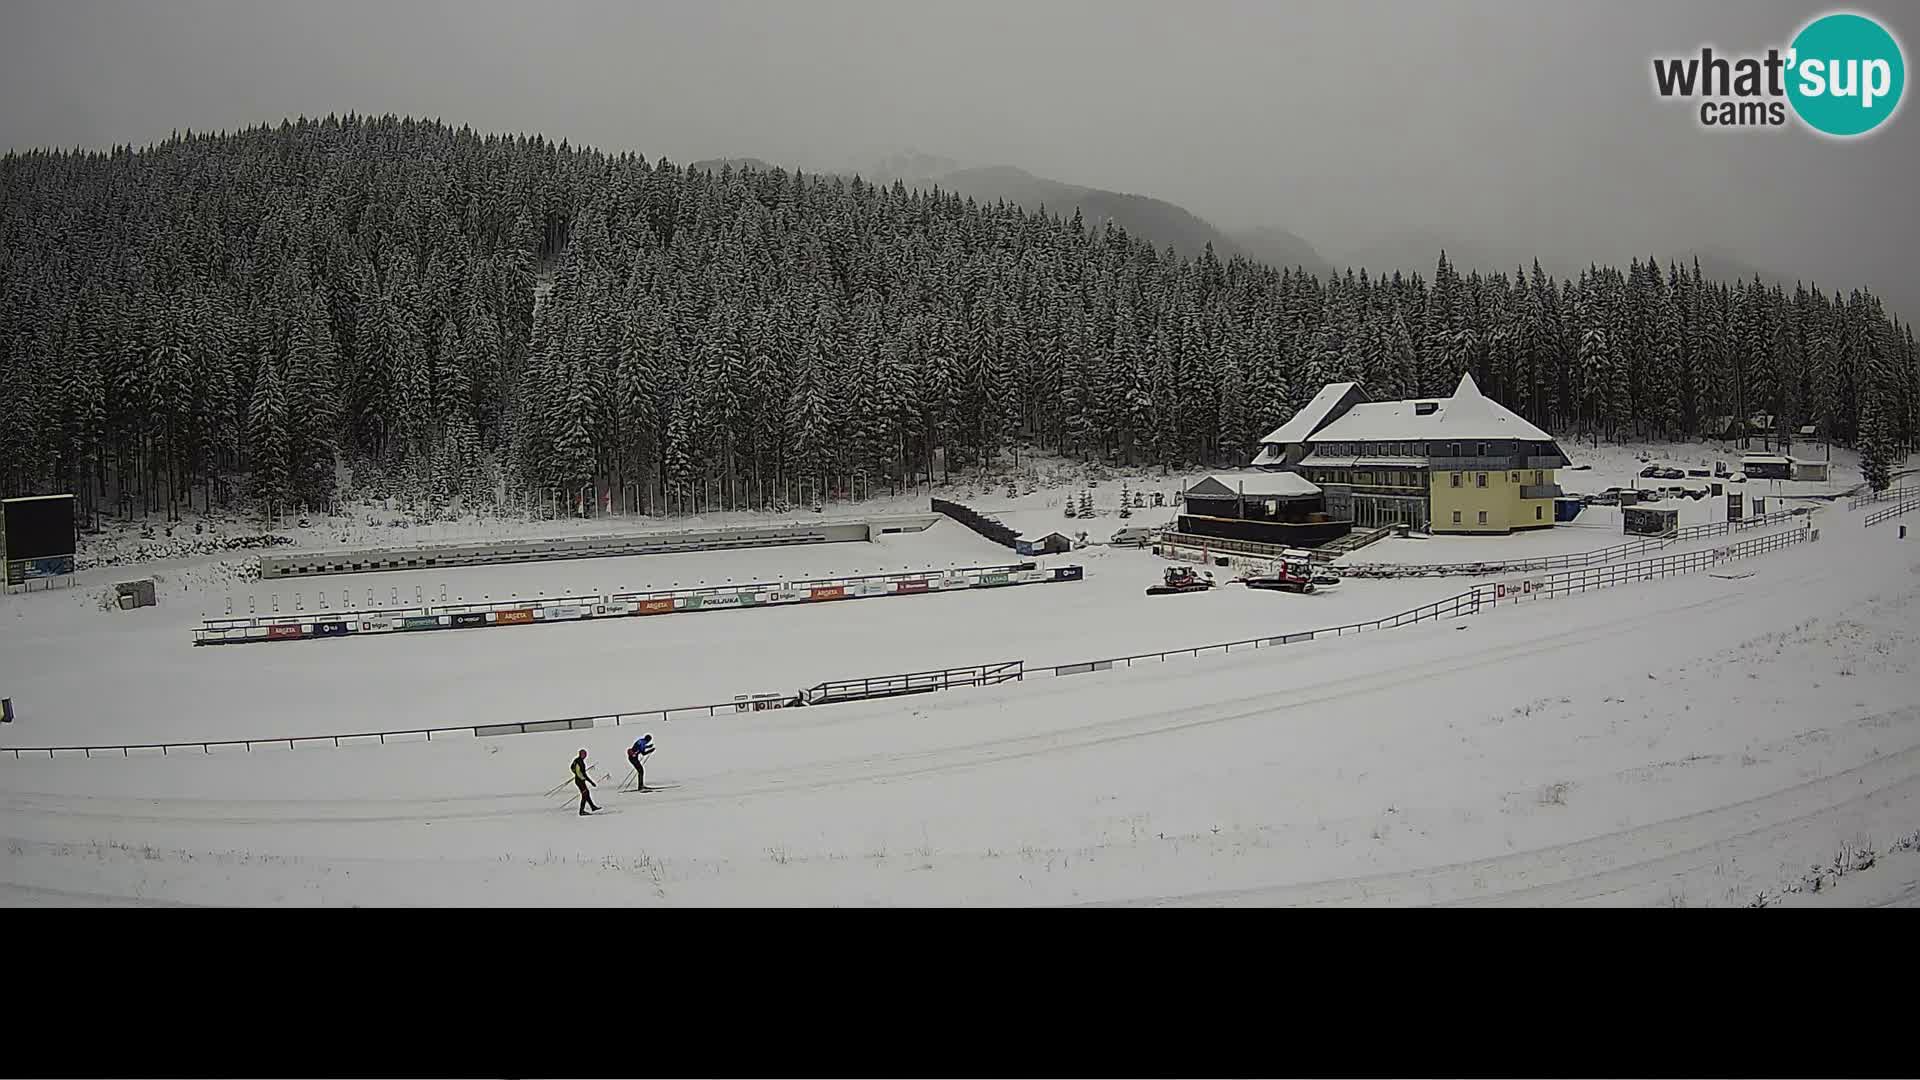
xmin=3 ymin=0 xmax=1916 ymax=314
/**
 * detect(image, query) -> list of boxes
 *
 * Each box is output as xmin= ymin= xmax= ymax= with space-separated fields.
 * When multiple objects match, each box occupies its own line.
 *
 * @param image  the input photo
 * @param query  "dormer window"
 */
xmin=1414 ymin=402 xmax=1438 ymax=415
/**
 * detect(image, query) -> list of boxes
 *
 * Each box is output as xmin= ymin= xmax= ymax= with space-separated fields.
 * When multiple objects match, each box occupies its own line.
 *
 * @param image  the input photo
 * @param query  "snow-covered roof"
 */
xmin=1741 ymin=454 xmax=1792 ymax=464
xmin=1261 ymin=382 xmax=1361 ymax=445
xmin=1309 ymin=373 xmax=1552 ymax=444
xmin=1188 ymin=472 xmax=1322 ymax=499
xmin=1249 ymin=445 xmax=1286 ymax=467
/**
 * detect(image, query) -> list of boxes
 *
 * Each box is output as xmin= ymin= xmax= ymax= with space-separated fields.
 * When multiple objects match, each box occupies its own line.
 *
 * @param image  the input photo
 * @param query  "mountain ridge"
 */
xmin=690 ymin=152 xmax=1818 ymax=299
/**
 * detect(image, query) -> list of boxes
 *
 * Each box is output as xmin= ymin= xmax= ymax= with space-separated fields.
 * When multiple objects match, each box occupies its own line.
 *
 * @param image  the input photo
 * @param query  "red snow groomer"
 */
xmin=1242 ymin=553 xmax=1321 ymax=594
xmin=1146 ymin=565 xmax=1215 ymax=595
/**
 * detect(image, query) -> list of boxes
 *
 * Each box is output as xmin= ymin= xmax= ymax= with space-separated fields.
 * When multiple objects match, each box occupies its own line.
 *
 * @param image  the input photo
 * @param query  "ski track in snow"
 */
xmin=2 ymin=443 xmax=1917 ymax=905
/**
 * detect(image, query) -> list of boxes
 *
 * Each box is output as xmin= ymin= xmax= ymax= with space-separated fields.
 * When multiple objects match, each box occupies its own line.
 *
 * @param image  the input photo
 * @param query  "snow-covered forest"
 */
xmin=2 ymin=114 xmax=1916 ymax=521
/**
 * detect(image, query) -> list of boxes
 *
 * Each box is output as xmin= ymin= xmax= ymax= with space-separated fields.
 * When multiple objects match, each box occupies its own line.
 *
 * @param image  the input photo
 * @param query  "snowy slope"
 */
xmin=0 ymin=519 xmax=1471 ymax=745
xmin=2 ymin=497 xmax=1915 ymax=906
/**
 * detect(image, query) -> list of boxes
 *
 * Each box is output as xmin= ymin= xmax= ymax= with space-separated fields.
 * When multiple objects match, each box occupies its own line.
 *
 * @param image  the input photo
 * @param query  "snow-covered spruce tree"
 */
xmin=1859 ymin=389 xmax=1894 ymax=492
xmin=246 ymin=345 xmax=290 ymax=510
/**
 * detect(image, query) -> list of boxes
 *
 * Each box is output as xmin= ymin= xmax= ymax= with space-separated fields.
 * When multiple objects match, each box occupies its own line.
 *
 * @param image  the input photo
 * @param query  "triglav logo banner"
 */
xmin=1652 ymin=10 xmax=1905 ymax=137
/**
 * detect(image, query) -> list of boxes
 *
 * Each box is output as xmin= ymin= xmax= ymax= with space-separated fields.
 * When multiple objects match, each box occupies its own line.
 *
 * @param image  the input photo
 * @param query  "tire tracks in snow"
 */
xmin=0 ymin=581 xmax=1766 ymax=826
xmin=0 ymin=537 xmax=1852 ymax=831
xmin=1088 ymin=735 xmax=1920 ymax=907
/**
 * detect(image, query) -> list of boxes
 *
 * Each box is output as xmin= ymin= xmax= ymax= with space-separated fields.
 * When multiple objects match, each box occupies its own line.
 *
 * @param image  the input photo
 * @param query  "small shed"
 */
xmin=1741 ymin=454 xmax=1793 ymax=481
xmin=115 ymin=579 xmax=157 ymax=609
xmin=1623 ymin=505 xmax=1679 ymax=537
xmin=1015 ymin=531 xmax=1074 ymax=556
xmin=1791 ymin=459 xmax=1830 ymax=482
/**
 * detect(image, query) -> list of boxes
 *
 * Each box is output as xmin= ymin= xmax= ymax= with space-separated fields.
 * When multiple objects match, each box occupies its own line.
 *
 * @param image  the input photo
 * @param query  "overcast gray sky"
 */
xmin=4 ymin=0 xmax=1916 ymax=314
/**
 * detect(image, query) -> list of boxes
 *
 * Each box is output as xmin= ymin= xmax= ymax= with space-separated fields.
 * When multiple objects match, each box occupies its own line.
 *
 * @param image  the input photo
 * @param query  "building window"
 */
xmin=1452 ymin=510 xmax=1462 ymax=524
xmin=1476 ymin=473 xmax=1488 ymax=488
xmin=1536 ymin=505 xmax=1544 ymax=521
xmin=1511 ymin=472 xmax=1520 ymax=483
xmin=1478 ymin=510 xmax=1489 ymax=525
xmin=1477 ymin=442 xmax=1486 ymax=456
xmin=1451 ymin=473 xmax=1462 ymax=488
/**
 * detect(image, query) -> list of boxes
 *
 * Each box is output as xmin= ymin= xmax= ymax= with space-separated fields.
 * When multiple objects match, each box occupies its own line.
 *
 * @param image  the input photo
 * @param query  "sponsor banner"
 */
xmin=10 ymin=555 xmax=75 ymax=584
xmin=977 ymin=573 xmax=1010 ymax=587
xmin=496 ymin=608 xmax=535 ymax=625
xmin=399 ymin=615 xmax=443 ymax=631
xmin=1053 ymin=565 xmax=1086 ymax=581
xmin=734 ymin=693 xmax=790 ymax=713
xmin=677 ymin=595 xmax=705 ymax=611
xmin=540 ymin=605 xmax=583 ymax=621
xmin=894 ymin=579 xmax=930 ymax=594
xmin=769 ymin=590 xmax=805 ymax=604
xmin=734 ymin=592 xmax=761 ymax=606
xmin=855 ymin=581 xmax=891 ymax=597
xmin=1014 ymin=570 xmax=1048 ymax=584
xmin=941 ymin=576 xmax=972 ymax=590
xmin=266 ymin=624 xmax=303 ymax=641
xmin=361 ymin=616 xmax=394 ymax=632
xmin=450 ymin=611 xmax=488 ymax=627
xmin=810 ymin=586 xmax=846 ymax=601
xmin=313 ymin=621 xmax=351 ymax=637
xmin=698 ymin=593 xmax=746 ymax=609
xmin=636 ymin=598 xmax=675 ymax=615
xmin=1494 ymin=579 xmax=1537 ymax=602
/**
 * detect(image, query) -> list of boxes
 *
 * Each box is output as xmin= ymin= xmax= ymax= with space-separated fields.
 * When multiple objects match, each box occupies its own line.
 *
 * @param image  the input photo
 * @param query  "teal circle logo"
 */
xmin=1787 ymin=12 xmax=1905 ymax=136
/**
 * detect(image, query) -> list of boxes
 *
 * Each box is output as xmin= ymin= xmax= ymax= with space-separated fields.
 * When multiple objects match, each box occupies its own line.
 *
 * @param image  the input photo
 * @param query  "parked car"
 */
xmin=1659 ymin=467 xmax=1686 ymax=479
xmin=1639 ymin=465 xmax=1662 ymax=478
xmin=1110 ymin=525 xmax=1159 ymax=546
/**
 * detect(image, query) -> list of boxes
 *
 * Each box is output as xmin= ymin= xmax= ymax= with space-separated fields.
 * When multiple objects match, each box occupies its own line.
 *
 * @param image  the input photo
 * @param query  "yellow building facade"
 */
xmin=1429 ymin=465 xmax=1559 ymax=533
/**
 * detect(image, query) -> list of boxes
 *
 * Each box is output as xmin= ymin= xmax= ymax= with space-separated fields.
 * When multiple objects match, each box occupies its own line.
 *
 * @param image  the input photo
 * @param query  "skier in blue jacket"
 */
xmin=627 ymin=733 xmax=656 ymax=792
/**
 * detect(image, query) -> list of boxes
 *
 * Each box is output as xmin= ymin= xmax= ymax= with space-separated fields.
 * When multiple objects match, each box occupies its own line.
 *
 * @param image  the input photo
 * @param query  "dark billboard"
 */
xmin=2 ymin=495 xmax=77 ymax=561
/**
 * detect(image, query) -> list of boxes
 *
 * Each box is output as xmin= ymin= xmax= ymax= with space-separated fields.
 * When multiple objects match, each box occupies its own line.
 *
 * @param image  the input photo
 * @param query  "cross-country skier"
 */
xmin=571 ymin=749 xmax=600 ymax=815
xmin=628 ymin=733 xmax=656 ymax=792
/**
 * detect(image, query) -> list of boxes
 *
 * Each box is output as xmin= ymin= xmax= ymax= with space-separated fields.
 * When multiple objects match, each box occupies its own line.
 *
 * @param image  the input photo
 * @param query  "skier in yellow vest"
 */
xmin=570 ymin=749 xmax=600 ymax=816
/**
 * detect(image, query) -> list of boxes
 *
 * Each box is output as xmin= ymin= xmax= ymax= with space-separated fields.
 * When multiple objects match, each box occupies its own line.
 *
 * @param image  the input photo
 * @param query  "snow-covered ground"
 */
xmin=3 ymin=440 xmax=1915 ymax=906
xmin=0 ymin=518 xmax=1471 ymax=745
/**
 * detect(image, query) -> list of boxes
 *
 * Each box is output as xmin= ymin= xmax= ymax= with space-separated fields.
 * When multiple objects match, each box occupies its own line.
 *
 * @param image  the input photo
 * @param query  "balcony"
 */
xmin=1520 ymin=483 xmax=1565 ymax=500
xmin=1429 ymin=456 xmax=1521 ymax=472
xmin=1525 ymin=455 xmax=1570 ymax=470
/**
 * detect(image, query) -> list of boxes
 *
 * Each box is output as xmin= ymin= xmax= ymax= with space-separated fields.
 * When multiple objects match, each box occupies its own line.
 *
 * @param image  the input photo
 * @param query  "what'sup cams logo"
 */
xmin=1653 ymin=11 xmax=1905 ymax=137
